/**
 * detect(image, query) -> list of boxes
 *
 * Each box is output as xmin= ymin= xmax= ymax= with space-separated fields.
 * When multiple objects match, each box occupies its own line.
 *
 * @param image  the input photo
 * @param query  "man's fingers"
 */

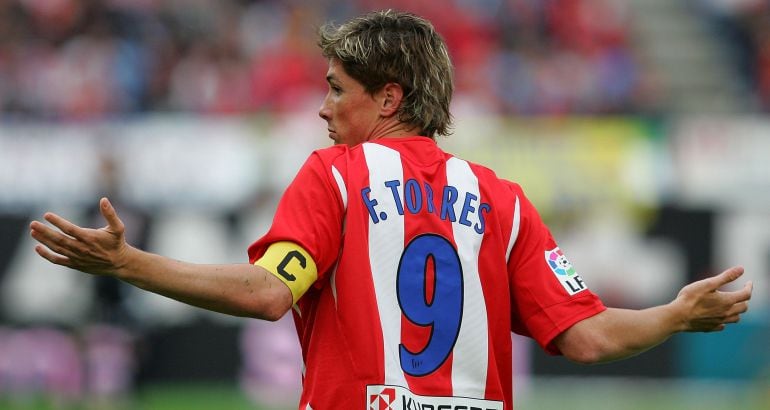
xmin=723 ymin=280 xmax=753 ymax=304
xmin=724 ymin=314 xmax=742 ymax=324
xmin=726 ymin=301 xmax=749 ymax=317
xmin=42 ymin=212 xmax=86 ymax=240
xmin=703 ymin=266 xmax=744 ymax=291
xmin=99 ymin=197 xmax=125 ymax=233
xmin=30 ymin=220 xmax=75 ymax=247
xmin=34 ymin=244 xmax=72 ymax=267
xmin=30 ymin=226 xmax=83 ymax=260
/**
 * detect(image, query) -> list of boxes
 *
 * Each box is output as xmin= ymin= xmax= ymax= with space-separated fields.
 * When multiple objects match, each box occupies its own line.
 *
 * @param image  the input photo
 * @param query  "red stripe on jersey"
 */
xmin=326 ymin=145 xmax=387 ymax=384
xmin=471 ymin=164 xmax=516 ymax=405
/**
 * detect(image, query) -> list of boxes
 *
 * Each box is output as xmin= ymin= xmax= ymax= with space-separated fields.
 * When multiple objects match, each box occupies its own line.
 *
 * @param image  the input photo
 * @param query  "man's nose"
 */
xmin=318 ymin=98 xmax=330 ymax=121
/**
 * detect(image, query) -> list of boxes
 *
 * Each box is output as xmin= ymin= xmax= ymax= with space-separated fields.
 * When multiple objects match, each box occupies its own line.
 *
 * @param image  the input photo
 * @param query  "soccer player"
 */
xmin=30 ymin=10 xmax=753 ymax=410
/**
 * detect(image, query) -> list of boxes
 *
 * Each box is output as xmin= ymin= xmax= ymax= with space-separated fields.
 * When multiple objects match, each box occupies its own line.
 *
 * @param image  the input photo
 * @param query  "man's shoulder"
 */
xmin=457 ymin=157 xmax=524 ymax=195
xmin=312 ymin=144 xmax=350 ymax=159
xmin=304 ymin=145 xmax=353 ymax=170
xmin=459 ymin=157 xmax=504 ymax=182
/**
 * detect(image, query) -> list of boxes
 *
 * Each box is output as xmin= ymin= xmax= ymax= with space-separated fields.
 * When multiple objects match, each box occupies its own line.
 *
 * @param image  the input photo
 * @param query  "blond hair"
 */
xmin=318 ymin=10 xmax=454 ymax=138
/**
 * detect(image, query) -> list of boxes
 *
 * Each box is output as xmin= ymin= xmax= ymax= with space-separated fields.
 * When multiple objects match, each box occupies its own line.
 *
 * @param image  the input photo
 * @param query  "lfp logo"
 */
xmin=546 ymin=248 xmax=576 ymax=276
xmin=369 ymin=387 xmax=396 ymax=410
xmin=545 ymin=247 xmax=586 ymax=295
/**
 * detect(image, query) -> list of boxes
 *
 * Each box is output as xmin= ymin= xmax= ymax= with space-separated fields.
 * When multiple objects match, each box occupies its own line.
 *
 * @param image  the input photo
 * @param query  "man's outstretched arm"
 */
xmin=554 ymin=266 xmax=753 ymax=364
xmin=29 ymin=197 xmax=293 ymax=321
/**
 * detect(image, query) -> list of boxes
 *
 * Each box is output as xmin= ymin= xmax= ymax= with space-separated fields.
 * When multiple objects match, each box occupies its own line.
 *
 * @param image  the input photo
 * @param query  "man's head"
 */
xmin=318 ymin=10 xmax=454 ymax=142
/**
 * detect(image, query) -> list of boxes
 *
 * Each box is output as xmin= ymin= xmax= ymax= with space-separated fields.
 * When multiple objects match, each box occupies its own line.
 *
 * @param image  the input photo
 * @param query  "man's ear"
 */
xmin=378 ymin=83 xmax=404 ymax=117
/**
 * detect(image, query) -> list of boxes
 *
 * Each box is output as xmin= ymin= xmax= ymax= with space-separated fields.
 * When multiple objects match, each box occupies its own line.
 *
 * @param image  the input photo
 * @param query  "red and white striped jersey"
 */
xmin=248 ymin=137 xmax=606 ymax=409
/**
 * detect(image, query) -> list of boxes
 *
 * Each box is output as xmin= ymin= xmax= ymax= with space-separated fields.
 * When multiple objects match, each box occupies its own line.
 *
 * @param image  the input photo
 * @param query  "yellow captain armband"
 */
xmin=254 ymin=241 xmax=318 ymax=304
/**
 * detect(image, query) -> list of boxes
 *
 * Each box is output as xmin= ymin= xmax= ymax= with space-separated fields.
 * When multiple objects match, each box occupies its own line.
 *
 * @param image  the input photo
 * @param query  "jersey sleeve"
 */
xmin=248 ymin=150 xmax=345 ymax=285
xmin=505 ymin=182 xmax=606 ymax=355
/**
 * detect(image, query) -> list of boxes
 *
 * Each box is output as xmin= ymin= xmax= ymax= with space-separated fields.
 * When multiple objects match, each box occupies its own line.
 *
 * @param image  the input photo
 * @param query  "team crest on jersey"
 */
xmin=369 ymin=387 xmax=396 ymax=410
xmin=545 ymin=247 xmax=587 ymax=295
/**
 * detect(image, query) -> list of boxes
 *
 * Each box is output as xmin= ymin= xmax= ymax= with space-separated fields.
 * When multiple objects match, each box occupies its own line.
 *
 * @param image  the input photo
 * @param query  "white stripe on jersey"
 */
xmin=331 ymin=165 xmax=347 ymax=210
xmin=330 ymin=268 xmax=338 ymax=308
xmin=363 ymin=143 xmax=408 ymax=388
xmin=506 ymin=196 xmax=521 ymax=261
xmin=330 ymin=165 xmax=346 ymax=308
xmin=446 ymin=157 xmax=489 ymax=398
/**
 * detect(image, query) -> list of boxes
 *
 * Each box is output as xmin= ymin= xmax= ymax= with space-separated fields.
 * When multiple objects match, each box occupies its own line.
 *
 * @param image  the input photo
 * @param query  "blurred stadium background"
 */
xmin=0 ymin=0 xmax=769 ymax=409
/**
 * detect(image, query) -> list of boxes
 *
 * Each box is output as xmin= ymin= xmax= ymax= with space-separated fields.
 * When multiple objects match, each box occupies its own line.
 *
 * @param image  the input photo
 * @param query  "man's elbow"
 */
xmin=561 ymin=344 xmax=605 ymax=365
xmin=258 ymin=303 xmax=290 ymax=322
xmin=239 ymin=266 xmax=294 ymax=321
xmin=554 ymin=324 xmax=614 ymax=365
xmin=560 ymin=336 xmax=634 ymax=365
xmin=244 ymin=286 xmax=293 ymax=322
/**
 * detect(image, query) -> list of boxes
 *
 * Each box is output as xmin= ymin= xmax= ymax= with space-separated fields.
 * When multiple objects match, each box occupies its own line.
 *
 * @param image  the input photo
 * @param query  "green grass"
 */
xmin=0 ymin=383 xmax=265 ymax=410
xmin=1 ymin=378 xmax=768 ymax=410
xmin=517 ymin=377 xmax=770 ymax=410
xmin=137 ymin=383 xmax=259 ymax=410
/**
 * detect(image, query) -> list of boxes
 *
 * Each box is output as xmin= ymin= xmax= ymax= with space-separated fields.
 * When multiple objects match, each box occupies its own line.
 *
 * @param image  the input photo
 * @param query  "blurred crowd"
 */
xmin=699 ymin=0 xmax=770 ymax=111
xmin=0 ymin=0 xmax=646 ymax=120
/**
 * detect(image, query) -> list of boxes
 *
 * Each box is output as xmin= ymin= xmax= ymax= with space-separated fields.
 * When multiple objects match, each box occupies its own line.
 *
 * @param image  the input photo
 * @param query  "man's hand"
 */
xmin=555 ymin=266 xmax=753 ymax=364
xmin=30 ymin=197 xmax=131 ymax=276
xmin=29 ymin=197 xmax=291 ymax=320
xmin=672 ymin=266 xmax=753 ymax=332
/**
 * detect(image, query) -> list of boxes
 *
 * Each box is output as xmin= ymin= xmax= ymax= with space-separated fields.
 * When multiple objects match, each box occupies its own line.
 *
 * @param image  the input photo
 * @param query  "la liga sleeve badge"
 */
xmin=545 ymin=247 xmax=588 ymax=295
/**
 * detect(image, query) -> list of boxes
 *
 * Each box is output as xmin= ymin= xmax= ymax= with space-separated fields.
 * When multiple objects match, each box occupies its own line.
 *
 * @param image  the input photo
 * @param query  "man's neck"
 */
xmin=367 ymin=120 xmax=423 ymax=141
